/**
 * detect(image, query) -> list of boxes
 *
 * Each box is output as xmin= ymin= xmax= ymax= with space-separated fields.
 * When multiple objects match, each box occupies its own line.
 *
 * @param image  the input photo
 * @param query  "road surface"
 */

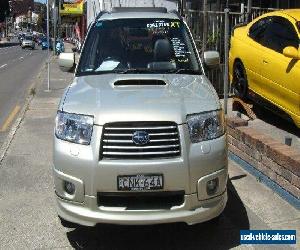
xmin=0 ymin=45 xmax=47 ymax=145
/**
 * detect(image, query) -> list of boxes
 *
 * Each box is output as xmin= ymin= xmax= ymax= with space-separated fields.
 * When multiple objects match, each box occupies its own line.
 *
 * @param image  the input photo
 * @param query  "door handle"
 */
xmin=263 ymin=60 xmax=268 ymax=64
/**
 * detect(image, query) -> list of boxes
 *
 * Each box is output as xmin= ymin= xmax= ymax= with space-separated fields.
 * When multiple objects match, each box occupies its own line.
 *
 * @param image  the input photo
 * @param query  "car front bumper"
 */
xmin=55 ymin=183 xmax=227 ymax=226
xmin=53 ymin=125 xmax=228 ymax=226
xmin=22 ymin=44 xmax=34 ymax=48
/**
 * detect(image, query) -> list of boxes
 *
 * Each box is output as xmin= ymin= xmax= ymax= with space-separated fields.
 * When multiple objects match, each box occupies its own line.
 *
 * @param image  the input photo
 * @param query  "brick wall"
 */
xmin=227 ymin=117 xmax=300 ymax=200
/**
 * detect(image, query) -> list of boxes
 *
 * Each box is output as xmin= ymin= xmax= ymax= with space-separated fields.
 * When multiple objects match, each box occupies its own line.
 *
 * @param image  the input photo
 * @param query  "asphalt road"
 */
xmin=0 ymin=45 xmax=47 ymax=145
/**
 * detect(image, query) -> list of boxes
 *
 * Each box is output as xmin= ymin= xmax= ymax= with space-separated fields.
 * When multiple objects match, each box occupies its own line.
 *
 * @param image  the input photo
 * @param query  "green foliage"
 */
xmin=206 ymin=31 xmax=221 ymax=48
xmin=36 ymin=6 xmax=46 ymax=33
xmin=0 ymin=0 xmax=10 ymax=22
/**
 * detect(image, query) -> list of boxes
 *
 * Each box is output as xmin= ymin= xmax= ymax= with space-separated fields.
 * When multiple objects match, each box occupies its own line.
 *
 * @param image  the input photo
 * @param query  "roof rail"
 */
xmin=169 ymin=10 xmax=183 ymax=20
xmin=112 ymin=7 xmax=168 ymax=13
xmin=96 ymin=11 xmax=108 ymax=20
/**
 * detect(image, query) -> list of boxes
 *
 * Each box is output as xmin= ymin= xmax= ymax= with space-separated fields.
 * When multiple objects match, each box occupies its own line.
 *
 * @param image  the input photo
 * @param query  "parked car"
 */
xmin=21 ymin=35 xmax=35 ymax=49
xmin=18 ymin=33 xmax=25 ymax=45
xmin=37 ymin=37 xmax=44 ymax=46
xmin=54 ymin=7 xmax=227 ymax=227
xmin=36 ymin=35 xmax=46 ymax=45
xmin=229 ymin=9 xmax=300 ymax=128
xmin=41 ymin=38 xmax=53 ymax=50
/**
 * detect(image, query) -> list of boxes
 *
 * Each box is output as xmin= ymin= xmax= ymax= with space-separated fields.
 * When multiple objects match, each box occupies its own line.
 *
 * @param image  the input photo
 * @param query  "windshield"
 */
xmin=77 ymin=18 xmax=201 ymax=75
xmin=25 ymin=36 xmax=33 ymax=40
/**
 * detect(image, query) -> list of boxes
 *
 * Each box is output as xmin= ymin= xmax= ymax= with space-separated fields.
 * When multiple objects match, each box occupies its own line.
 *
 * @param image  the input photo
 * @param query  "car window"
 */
xmin=297 ymin=21 xmax=300 ymax=33
xmin=249 ymin=17 xmax=272 ymax=43
xmin=262 ymin=16 xmax=299 ymax=53
xmin=77 ymin=18 xmax=201 ymax=75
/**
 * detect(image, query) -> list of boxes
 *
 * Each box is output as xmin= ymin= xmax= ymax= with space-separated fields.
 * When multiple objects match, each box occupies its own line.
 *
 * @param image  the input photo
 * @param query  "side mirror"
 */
xmin=203 ymin=51 xmax=220 ymax=69
xmin=58 ymin=52 xmax=75 ymax=72
xmin=283 ymin=46 xmax=300 ymax=60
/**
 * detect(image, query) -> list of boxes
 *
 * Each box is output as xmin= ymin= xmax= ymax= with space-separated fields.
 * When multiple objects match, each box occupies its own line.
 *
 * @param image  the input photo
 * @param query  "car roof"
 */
xmin=265 ymin=9 xmax=300 ymax=21
xmin=282 ymin=9 xmax=300 ymax=20
xmin=98 ymin=8 xmax=180 ymax=21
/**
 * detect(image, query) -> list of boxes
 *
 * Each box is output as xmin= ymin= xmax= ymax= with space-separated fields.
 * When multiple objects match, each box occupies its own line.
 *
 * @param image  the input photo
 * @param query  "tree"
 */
xmin=0 ymin=0 xmax=10 ymax=22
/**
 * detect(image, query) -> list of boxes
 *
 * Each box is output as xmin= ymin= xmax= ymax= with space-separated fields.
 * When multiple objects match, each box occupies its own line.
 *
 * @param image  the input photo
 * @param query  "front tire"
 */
xmin=233 ymin=61 xmax=248 ymax=99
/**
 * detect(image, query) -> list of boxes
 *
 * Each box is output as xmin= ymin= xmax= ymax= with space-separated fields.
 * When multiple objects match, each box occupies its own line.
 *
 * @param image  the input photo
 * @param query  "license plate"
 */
xmin=117 ymin=174 xmax=163 ymax=191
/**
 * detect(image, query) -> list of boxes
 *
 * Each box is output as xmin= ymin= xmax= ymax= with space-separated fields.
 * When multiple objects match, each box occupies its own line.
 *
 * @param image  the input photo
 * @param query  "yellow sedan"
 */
xmin=229 ymin=9 xmax=300 ymax=128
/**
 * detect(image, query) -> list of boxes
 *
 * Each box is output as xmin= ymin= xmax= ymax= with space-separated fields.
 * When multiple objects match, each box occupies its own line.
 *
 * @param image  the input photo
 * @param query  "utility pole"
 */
xmin=53 ymin=3 xmax=57 ymax=55
xmin=247 ymin=0 xmax=252 ymax=23
xmin=202 ymin=0 xmax=208 ymax=59
xmin=46 ymin=0 xmax=50 ymax=91
xmin=223 ymin=8 xmax=230 ymax=115
xmin=5 ymin=17 xmax=8 ymax=37
xmin=182 ymin=0 xmax=186 ymax=16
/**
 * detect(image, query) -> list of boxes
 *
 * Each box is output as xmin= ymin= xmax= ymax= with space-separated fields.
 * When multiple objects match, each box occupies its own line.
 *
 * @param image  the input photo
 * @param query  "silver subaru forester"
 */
xmin=54 ymin=7 xmax=228 ymax=227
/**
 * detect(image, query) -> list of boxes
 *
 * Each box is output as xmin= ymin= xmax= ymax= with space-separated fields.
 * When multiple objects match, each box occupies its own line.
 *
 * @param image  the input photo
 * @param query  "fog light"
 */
xmin=206 ymin=178 xmax=219 ymax=195
xmin=64 ymin=181 xmax=75 ymax=195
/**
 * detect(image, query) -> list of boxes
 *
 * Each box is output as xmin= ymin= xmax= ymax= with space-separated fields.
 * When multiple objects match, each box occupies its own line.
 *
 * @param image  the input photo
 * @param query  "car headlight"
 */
xmin=55 ymin=111 xmax=94 ymax=145
xmin=187 ymin=110 xmax=225 ymax=143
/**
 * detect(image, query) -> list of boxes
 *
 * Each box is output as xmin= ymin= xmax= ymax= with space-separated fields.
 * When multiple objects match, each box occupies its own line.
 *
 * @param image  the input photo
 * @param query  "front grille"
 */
xmin=100 ymin=122 xmax=181 ymax=159
xmin=97 ymin=191 xmax=185 ymax=210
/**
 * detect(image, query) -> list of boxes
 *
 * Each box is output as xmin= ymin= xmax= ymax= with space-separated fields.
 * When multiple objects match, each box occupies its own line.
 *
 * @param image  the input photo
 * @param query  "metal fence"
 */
xmin=185 ymin=7 xmax=278 ymax=96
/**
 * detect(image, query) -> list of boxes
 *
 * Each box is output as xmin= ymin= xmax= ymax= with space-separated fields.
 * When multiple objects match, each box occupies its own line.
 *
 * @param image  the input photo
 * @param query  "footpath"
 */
xmin=0 ymin=44 xmax=299 ymax=249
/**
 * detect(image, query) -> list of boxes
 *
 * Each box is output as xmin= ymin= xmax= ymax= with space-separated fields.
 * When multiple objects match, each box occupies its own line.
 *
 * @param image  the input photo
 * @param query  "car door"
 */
xmin=246 ymin=17 xmax=273 ymax=96
xmin=259 ymin=16 xmax=300 ymax=119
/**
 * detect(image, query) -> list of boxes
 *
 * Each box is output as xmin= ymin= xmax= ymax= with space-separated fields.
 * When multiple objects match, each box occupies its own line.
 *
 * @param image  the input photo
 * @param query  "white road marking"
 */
xmin=0 ymin=64 xmax=8 ymax=69
xmin=51 ymin=78 xmax=65 ymax=81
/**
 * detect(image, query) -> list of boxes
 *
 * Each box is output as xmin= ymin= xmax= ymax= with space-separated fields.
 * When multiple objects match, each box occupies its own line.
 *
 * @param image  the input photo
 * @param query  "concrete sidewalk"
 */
xmin=0 ymin=54 xmax=299 ymax=249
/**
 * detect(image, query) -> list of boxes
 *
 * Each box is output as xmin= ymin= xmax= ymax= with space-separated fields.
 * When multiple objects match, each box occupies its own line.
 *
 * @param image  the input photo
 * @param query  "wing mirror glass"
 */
xmin=58 ymin=53 xmax=75 ymax=72
xmin=203 ymin=51 xmax=220 ymax=69
xmin=283 ymin=46 xmax=300 ymax=60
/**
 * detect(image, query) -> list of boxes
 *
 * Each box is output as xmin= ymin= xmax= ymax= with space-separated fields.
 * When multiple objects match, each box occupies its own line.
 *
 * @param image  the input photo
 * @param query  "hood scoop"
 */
xmin=114 ymin=79 xmax=166 ymax=86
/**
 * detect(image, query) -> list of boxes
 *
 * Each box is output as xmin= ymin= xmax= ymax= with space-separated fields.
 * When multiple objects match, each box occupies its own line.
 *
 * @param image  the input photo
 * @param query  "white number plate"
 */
xmin=117 ymin=174 xmax=164 ymax=191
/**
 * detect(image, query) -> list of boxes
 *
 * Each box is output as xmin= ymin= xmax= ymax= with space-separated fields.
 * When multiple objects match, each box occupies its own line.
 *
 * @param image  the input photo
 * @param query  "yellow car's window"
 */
xmin=249 ymin=16 xmax=299 ymax=53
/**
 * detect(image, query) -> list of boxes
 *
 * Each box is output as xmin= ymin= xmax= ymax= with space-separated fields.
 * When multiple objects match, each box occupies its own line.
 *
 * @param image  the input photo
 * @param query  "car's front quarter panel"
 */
xmin=230 ymin=24 xmax=265 ymax=93
xmin=53 ymin=124 xmax=103 ymax=196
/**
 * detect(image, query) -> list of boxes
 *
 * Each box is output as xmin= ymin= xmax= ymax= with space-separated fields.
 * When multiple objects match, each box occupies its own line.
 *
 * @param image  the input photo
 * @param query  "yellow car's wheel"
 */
xmin=233 ymin=61 xmax=248 ymax=99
